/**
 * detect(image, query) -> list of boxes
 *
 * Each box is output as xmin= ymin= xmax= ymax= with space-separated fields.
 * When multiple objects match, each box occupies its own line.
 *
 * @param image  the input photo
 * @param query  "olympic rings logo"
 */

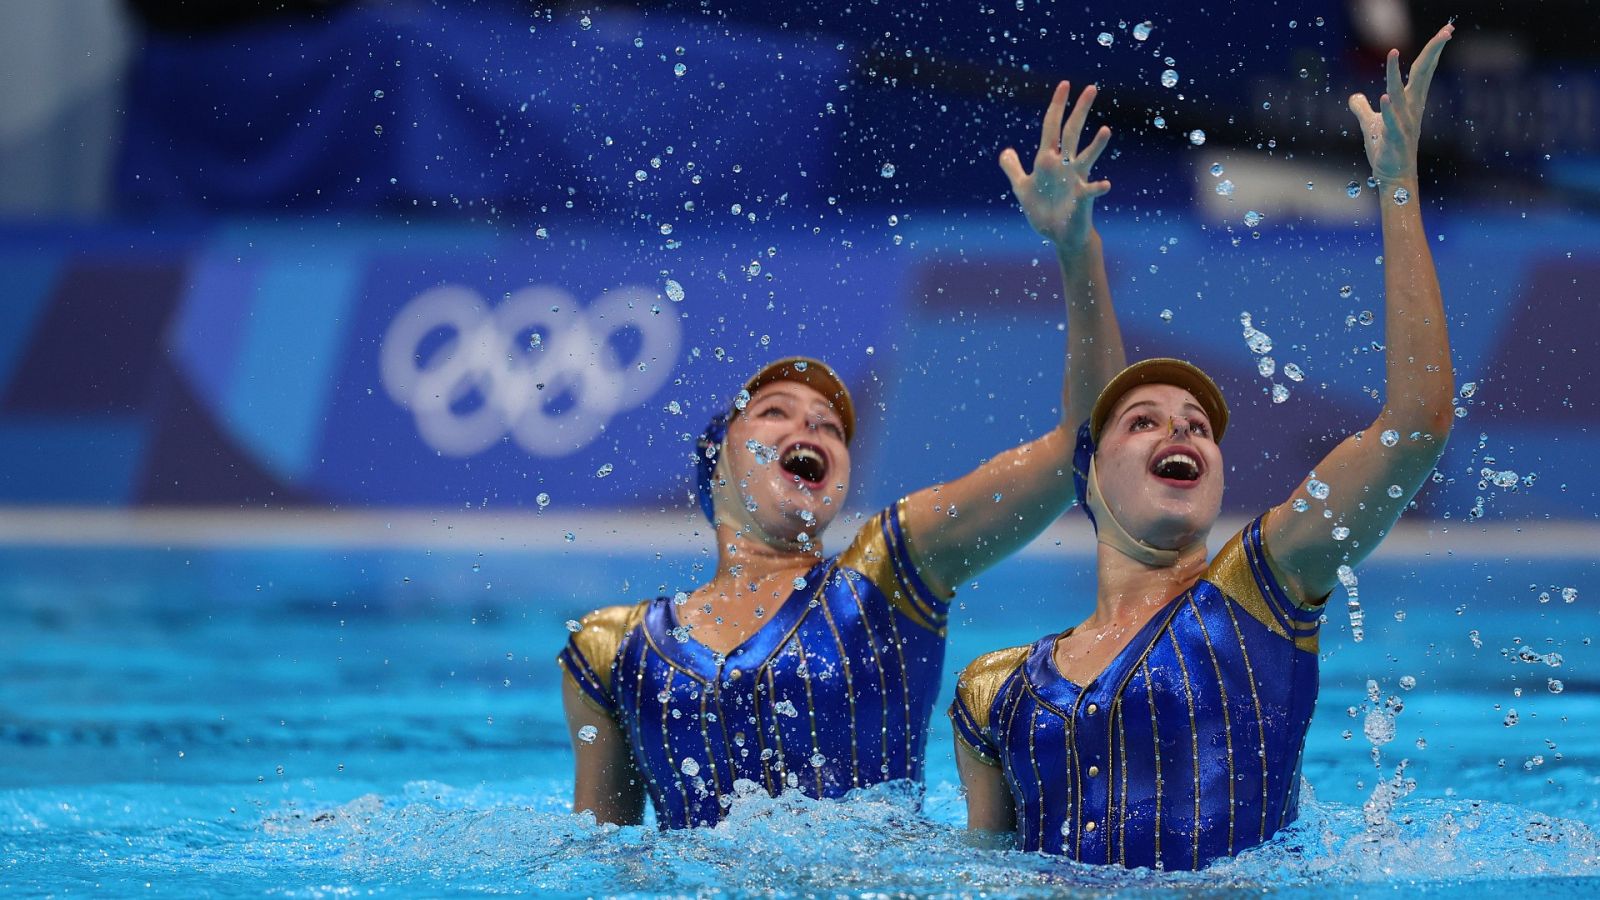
xmin=380 ymin=284 xmax=680 ymax=457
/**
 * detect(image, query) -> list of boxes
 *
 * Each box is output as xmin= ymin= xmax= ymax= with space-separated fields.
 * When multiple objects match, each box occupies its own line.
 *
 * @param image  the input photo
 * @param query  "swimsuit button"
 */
xmin=1086 ymin=703 xmax=1099 ymax=715
xmin=1085 ymin=821 xmax=1097 ymax=832
xmin=1088 ymin=765 xmax=1100 ymax=778
xmin=729 ymin=669 xmax=742 ymax=680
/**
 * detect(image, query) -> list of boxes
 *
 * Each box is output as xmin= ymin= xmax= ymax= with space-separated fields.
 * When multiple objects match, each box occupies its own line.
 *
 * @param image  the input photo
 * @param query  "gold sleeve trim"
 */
xmin=956 ymin=645 xmax=1032 ymax=732
xmin=568 ymin=601 xmax=647 ymax=696
xmin=1206 ymin=531 xmax=1319 ymax=653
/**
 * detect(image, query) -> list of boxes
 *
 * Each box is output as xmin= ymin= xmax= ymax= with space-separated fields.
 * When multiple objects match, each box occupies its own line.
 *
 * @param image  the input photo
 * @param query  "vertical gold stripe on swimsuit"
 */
xmin=1028 ymin=704 xmax=1045 ymax=847
xmin=763 ymin=665 xmax=791 ymax=788
xmin=698 ymin=681 xmax=724 ymax=810
xmin=1143 ymin=659 xmax=1162 ymax=865
xmin=1165 ymin=629 xmax=1202 ymax=870
xmin=1188 ymin=596 xmax=1239 ymax=854
xmin=1221 ymin=597 xmax=1271 ymax=843
xmin=818 ymin=596 xmax=863 ymax=788
xmin=711 ymin=674 xmax=737 ymax=800
xmin=1117 ymin=696 xmax=1130 ymax=866
xmin=1065 ymin=691 xmax=1084 ymax=859
xmin=629 ymin=639 xmax=666 ymax=805
xmin=792 ymin=631 xmax=827 ymax=796
xmin=841 ymin=573 xmax=892 ymax=776
xmin=660 ymin=668 xmax=693 ymax=827
xmin=1103 ymin=697 xmax=1120 ymax=864
xmin=879 ymin=608 xmax=915 ymax=775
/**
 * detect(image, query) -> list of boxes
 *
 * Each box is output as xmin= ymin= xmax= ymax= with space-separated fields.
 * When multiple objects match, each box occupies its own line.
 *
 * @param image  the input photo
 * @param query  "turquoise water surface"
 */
xmin=1 ymin=539 xmax=1596 ymax=896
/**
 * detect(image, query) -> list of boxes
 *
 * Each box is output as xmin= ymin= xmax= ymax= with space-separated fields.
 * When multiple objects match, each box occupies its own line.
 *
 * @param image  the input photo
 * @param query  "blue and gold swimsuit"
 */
xmin=559 ymin=500 xmax=951 ymax=828
xmin=950 ymin=516 xmax=1323 ymax=870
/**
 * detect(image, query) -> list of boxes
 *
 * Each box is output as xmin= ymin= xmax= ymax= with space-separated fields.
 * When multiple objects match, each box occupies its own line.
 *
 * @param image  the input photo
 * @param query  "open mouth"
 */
xmin=779 ymin=442 xmax=829 ymax=486
xmin=1150 ymin=450 xmax=1202 ymax=483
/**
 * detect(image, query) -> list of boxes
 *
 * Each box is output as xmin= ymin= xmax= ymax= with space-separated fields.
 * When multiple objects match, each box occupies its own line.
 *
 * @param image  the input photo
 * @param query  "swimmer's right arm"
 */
xmin=563 ymin=676 xmax=645 ymax=825
xmin=902 ymin=82 xmax=1127 ymax=592
xmin=954 ymin=731 xmax=1017 ymax=841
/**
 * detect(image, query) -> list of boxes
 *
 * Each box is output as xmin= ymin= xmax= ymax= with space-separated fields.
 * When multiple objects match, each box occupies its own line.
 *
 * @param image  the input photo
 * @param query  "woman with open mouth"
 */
xmin=557 ymin=81 xmax=1132 ymax=828
xmin=949 ymin=24 xmax=1459 ymax=870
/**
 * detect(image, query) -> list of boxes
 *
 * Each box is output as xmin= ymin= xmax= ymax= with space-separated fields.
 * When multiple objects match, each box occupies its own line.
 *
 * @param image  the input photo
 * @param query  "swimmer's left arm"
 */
xmin=901 ymin=82 xmax=1126 ymax=593
xmin=1264 ymin=24 xmax=1457 ymax=604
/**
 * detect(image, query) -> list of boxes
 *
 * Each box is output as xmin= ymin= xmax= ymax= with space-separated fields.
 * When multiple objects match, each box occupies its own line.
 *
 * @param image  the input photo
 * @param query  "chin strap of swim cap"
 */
xmin=1072 ymin=421 xmax=1204 ymax=568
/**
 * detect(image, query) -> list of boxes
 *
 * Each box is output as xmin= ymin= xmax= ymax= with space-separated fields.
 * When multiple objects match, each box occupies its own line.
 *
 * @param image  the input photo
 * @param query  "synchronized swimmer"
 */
xmin=561 ymin=23 xmax=1458 ymax=871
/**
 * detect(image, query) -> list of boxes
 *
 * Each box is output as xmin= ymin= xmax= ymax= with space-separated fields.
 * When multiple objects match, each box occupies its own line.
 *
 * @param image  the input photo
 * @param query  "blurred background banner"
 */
xmin=0 ymin=0 xmax=1595 ymax=522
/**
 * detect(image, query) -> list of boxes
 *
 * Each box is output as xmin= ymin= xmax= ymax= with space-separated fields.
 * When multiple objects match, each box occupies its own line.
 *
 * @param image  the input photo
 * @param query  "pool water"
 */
xmin=2 ymin=536 xmax=1596 ymax=896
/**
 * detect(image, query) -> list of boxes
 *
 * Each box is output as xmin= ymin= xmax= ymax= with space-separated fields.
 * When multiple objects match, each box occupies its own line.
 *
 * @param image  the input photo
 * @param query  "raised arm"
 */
xmin=1264 ymin=25 xmax=1457 ymax=602
xmin=904 ymin=82 xmax=1128 ymax=592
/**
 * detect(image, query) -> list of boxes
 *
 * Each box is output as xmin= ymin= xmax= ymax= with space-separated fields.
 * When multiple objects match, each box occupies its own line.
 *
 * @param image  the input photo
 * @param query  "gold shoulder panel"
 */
xmin=1206 ymin=531 xmax=1318 ymax=653
xmin=569 ymin=601 xmax=647 ymax=694
xmin=836 ymin=501 xmax=949 ymax=634
xmin=956 ymin=644 xmax=1031 ymax=732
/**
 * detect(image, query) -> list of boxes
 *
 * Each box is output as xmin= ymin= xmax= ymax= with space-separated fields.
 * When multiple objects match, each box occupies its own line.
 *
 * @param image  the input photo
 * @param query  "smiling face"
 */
xmin=712 ymin=380 xmax=851 ymax=544
xmin=1092 ymin=383 xmax=1225 ymax=550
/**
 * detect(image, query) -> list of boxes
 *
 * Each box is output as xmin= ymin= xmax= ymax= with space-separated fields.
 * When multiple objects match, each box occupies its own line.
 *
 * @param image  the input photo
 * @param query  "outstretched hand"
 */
xmin=1349 ymin=24 xmax=1454 ymax=185
xmin=1000 ymin=81 xmax=1111 ymax=250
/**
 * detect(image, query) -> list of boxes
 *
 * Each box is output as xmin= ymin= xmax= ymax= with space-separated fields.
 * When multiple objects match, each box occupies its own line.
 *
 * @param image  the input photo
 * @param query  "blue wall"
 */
xmin=0 ymin=209 xmax=1594 ymax=521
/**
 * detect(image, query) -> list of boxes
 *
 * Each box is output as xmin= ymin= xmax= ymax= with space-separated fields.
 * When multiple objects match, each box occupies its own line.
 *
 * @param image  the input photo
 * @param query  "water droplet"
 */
xmin=1271 ymin=383 xmax=1289 ymax=404
xmin=1161 ymin=69 xmax=1179 ymax=89
xmin=673 ymin=62 xmax=687 ymax=77
xmin=1339 ymin=285 xmax=1354 ymax=300
xmin=1380 ymin=429 xmax=1400 ymax=447
xmin=791 ymin=577 xmax=808 ymax=590
xmin=1503 ymin=709 xmax=1519 ymax=727
xmin=879 ymin=162 xmax=896 ymax=178
xmin=1458 ymin=381 xmax=1478 ymax=399
xmin=634 ymin=36 xmax=644 ymax=48
xmin=1209 ymin=162 xmax=1224 ymax=176
xmin=1346 ymin=181 xmax=1362 ymax=199
xmin=665 ymin=279 xmax=685 ymax=303
xmin=1562 ymin=587 xmax=1578 ymax=603
xmin=372 ymin=89 xmax=385 ymax=100
xmin=634 ymin=169 xmax=648 ymax=182
xmin=595 ymin=463 xmax=614 ymax=478
xmin=1292 ymin=498 xmax=1309 ymax=512
xmin=373 ymin=125 xmax=384 ymax=136
xmin=1096 ymin=32 xmax=1114 ymax=47
xmin=680 ymin=757 xmax=701 ymax=776
xmin=1215 ymin=179 xmax=1235 ymax=197
xmin=1399 ymin=675 xmax=1416 ymax=690
xmin=1549 ymin=679 xmax=1565 ymax=694
xmin=733 ymin=389 xmax=751 ymax=410
xmin=579 ymin=15 xmax=592 ymax=29
xmin=1358 ymin=310 xmax=1376 ymax=326
xmin=536 ymin=492 xmax=552 ymax=508
xmin=1188 ymin=129 xmax=1206 ymax=146
xmin=1283 ymin=363 xmax=1304 ymax=382
xmin=1153 ymin=116 xmax=1167 ymax=129
xmin=565 ymin=619 xmax=583 ymax=633
xmin=1332 ymin=525 xmax=1351 ymax=541
xmin=1257 ymin=356 xmax=1276 ymax=377
xmin=1159 ymin=308 xmax=1173 ymax=322
xmin=1243 ymin=210 xmax=1263 ymax=227
xmin=563 ymin=531 xmax=575 ymax=543
xmin=577 ymin=725 xmax=598 ymax=743
xmin=1387 ymin=484 xmax=1404 ymax=498
xmin=529 ymin=332 xmax=543 ymax=349
xmin=1392 ymin=186 xmax=1411 ymax=205
xmin=1133 ymin=21 xmax=1153 ymax=40
xmin=809 ymin=751 xmax=828 ymax=768
xmin=1308 ymin=479 xmax=1331 ymax=500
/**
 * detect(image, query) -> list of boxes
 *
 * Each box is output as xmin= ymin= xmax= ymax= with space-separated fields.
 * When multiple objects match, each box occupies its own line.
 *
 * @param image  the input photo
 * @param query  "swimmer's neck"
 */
xmin=1085 ymin=540 xmax=1208 ymax=629
xmin=704 ymin=520 xmax=823 ymax=594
